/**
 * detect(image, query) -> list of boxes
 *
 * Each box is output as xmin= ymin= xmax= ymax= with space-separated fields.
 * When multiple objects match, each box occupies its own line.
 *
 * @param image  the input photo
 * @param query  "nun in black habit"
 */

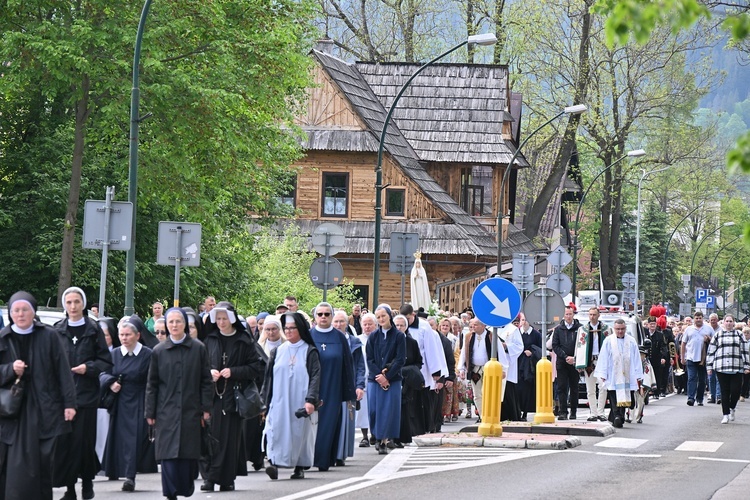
xmin=0 ymin=291 xmax=77 ymax=500
xmin=200 ymin=302 xmax=264 ymax=492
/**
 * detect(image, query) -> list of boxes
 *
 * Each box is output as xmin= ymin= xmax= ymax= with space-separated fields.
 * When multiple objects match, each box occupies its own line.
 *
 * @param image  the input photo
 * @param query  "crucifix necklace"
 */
xmin=72 ymin=336 xmax=78 ymax=345
xmin=321 ymin=343 xmax=327 ymax=351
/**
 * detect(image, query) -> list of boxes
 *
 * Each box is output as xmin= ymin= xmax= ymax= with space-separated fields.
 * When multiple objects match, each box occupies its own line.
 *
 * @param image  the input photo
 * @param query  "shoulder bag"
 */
xmin=234 ymin=380 xmax=266 ymax=419
xmin=0 ymin=340 xmax=25 ymax=418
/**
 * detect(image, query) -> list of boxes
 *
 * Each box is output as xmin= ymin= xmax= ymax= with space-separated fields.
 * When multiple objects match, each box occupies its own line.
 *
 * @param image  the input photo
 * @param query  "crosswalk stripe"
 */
xmin=594 ymin=437 xmax=648 ymax=449
xmin=675 ymin=441 xmax=723 ymax=452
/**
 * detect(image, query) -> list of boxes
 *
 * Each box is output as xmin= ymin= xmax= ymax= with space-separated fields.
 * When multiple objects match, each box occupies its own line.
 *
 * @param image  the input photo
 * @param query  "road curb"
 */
xmin=413 ymin=432 xmax=581 ymax=449
xmin=459 ymin=421 xmax=615 ymax=437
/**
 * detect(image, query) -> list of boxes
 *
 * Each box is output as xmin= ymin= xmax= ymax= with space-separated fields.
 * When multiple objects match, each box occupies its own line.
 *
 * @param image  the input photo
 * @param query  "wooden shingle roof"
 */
xmin=356 ymin=61 xmax=528 ymax=166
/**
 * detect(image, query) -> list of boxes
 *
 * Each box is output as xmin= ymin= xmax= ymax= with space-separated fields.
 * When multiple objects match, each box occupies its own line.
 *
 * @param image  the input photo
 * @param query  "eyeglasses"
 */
xmin=284 ymin=326 xmax=298 ymax=331
xmin=317 ymin=312 xmax=331 ymax=317
xmin=155 ymin=330 xmax=167 ymax=335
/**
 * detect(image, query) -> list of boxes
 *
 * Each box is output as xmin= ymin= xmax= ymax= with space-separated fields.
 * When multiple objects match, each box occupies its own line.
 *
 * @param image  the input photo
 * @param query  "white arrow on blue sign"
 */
xmin=471 ymin=277 xmax=522 ymax=328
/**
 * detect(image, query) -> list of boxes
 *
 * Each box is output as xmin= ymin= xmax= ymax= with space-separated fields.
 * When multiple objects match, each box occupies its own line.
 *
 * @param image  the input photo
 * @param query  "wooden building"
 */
xmin=281 ymin=47 xmax=538 ymax=311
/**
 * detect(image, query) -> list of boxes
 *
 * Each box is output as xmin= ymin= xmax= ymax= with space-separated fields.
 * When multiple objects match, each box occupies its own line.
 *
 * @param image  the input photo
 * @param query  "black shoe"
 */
xmin=359 ymin=437 xmax=370 ymax=447
xmin=687 ymin=399 xmax=695 ymax=406
xmin=698 ymin=402 xmax=704 ymax=406
xmin=558 ymin=414 xmax=568 ymax=421
xmin=475 ymin=417 xmax=482 ymax=423
xmin=318 ymin=467 xmax=329 ymax=472
xmin=386 ymin=439 xmax=396 ymax=449
xmin=291 ymin=467 xmax=305 ymax=480
xmin=335 ymin=459 xmax=345 ymax=466
xmin=378 ymin=445 xmax=388 ymax=455
xmin=660 ymin=393 xmax=667 ymax=398
xmin=597 ymin=415 xmax=607 ymax=421
xmin=587 ymin=416 xmax=598 ymax=422
xmin=265 ymin=465 xmax=278 ymax=480
xmin=637 ymin=417 xmax=643 ymax=423
xmin=252 ymin=462 xmax=264 ymax=471
xmin=122 ymin=479 xmax=135 ymax=492
xmin=569 ymin=413 xmax=577 ymax=420
xmin=219 ymin=483 xmax=234 ymax=492
xmin=369 ymin=436 xmax=377 ymax=445
xmin=652 ymin=394 xmax=660 ymax=400
xmin=82 ymin=481 xmax=95 ymax=500
xmin=613 ymin=417 xmax=623 ymax=428
xmin=61 ymin=491 xmax=77 ymax=500
xmin=201 ymin=480 xmax=215 ymax=491
xmin=716 ymin=398 xmax=722 ymax=404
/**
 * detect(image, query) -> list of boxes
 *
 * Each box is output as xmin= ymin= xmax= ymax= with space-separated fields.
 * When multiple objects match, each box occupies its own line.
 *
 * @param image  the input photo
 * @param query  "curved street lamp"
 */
xmin=689 ymin=221 xmax=735 ymax=300
xmin=661 ymin=203 xmax=703 ymax=301
xmin=496 ymin=104 xmax=587 ymax=289
xmin=571 ymin=149 xmax=645 ymax=299
xmin=372 ymin=33 xmax=498 ymax=306
xmin=707 ymin=234 xmax=743 ymax=285
xmin=723 ymin=246 xmax=748 ymax=314
xmin=634 ymin=165 xmax=672 ymax=314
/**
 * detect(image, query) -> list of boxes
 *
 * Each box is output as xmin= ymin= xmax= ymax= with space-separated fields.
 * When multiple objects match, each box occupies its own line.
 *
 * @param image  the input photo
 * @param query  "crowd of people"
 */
xmin=3 ymin=288 xmax=750 ymax=500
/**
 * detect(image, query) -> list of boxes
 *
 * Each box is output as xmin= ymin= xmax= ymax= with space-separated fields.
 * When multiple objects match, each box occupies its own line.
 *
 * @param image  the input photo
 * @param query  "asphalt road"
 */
xmin=65 ymin=393 xmax=750 ymax=500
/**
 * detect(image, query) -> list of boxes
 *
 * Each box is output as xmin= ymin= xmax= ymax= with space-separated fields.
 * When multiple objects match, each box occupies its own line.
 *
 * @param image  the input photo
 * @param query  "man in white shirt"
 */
xmin=576 ymin=308 xmax=610 ymax=421
xmin=459 ymin=318 xmax=491 ymax=422
xmin=681 ymin=311 xmax=714 ymax=406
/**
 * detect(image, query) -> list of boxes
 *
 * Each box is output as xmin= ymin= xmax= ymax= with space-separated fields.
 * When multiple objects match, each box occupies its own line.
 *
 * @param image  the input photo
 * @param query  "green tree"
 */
xmin=0 ymin=0 xmax=317 ymax=312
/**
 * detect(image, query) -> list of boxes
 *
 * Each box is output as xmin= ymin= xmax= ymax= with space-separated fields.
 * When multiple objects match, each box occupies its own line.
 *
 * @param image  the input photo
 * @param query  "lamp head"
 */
xmin=467 ymin=33 xmax=498 ymax=46
xmin=564 ymin=104 xmax=587 ymax=115
xmin=627 ymin=149 xmax=646 ymax=157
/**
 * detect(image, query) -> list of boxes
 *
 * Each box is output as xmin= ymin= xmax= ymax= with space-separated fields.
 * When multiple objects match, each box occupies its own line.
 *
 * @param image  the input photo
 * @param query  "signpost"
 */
xmin=156 ymin=222 xmax=202 ymax=307
xmin=82 ymin=188 xmax=133 ymax=317
xmin=522 ymin=286 xmax=564 ymax=424
xmin=389 ymin=232 xmax=419 ymax=303
xmin=311 ymin=223 xmax=345 ymax=302
xmin=512 ymin=253 xmax=535 ymax=293
xmin=471 ymin=278 xmax=522 ymax=437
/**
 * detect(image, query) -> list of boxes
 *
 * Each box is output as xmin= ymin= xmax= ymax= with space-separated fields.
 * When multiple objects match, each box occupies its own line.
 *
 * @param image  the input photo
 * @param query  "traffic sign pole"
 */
xmin=533 ymin=286 xmax=555 ymax=424
xmin=172 ymin=226 xmax=184 ymax=307
xmin=97 ymin=186 xmax=114 ymax=318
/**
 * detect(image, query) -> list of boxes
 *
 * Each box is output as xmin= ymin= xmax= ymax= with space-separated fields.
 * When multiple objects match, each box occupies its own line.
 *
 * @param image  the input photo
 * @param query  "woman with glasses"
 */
xmin=309 ymin=302 xmax=356 ymax=471
xmin=262 ymin=312 xmax=321 ymax=480
xmin=154 ymin=318 xmax=168 ymax=343
xmin=100 ymin=320 xmax=157 ymax=491
xmin=200 ymin=301 xmax=264 ymax=492
xmin=367 ymin=305 xmax=405 ymax=455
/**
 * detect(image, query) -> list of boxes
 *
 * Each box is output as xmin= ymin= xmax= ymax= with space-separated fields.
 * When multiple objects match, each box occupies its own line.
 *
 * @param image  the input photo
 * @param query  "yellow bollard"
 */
xmin=533 ymin=358 xmax=555 ymax=424
xmin=478 ymin=358 xmax=503 ymax=437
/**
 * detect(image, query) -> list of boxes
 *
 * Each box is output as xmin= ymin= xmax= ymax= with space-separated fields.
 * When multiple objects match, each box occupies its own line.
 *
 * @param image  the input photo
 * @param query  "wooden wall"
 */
xmin=339 ymin=256 xmax=488 ymax=313
xmin=296 ymin=66 xmax=364 ymax=129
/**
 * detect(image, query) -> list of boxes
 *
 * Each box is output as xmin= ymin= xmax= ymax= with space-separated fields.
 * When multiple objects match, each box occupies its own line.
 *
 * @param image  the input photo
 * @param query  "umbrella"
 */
xmin=410 ymin=253 xmax=431 ymax=311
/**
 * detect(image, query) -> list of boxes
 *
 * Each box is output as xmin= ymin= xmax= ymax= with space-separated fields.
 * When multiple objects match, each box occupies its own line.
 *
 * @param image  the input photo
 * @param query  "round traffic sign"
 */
xmin=309 ymin=257 xmax=344 ymax=290
xmin=471 ymin=277 xmax=522 ymax=328
xmin=311 ymin=223 xmax=345 ymax=256
xmin=522 ymin=287 xmax=565 ymax=330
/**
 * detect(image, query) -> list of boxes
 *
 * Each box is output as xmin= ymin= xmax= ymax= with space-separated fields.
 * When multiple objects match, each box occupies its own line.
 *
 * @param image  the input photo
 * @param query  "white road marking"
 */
xmin=594 ymin=437 xmax=648 ymax=449
xmin=675 ymin=441 xmax=723 ymax=452
xmin=688 ymin=456 xmax=750 ymax=463
xmin=568 ymin=449 xmax=661 ymax=458
xmin=281 ymin=448 xmax=562 ymax=499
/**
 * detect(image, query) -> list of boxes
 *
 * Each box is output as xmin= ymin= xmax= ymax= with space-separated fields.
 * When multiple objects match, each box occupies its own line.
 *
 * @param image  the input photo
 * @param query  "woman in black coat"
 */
xmin=145 ymin=307 xmax=213 ymax=500
xmin=200 ymin=301 xmax=264 ymax=492
xmin=0 ymin=291 xmax=77 ymax=500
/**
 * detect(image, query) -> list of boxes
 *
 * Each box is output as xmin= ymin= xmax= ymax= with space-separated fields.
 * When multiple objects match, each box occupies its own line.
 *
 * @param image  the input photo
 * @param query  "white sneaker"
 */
xmin=721 ymin=415 xmax=729 ymax=424
xmin=730 ymin=409 xmax=736 ymax=421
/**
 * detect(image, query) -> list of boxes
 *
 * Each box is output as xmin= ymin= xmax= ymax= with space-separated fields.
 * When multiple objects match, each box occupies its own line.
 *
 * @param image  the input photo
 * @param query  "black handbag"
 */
xmin=0 ymin=340 xmax=25 ymax=419
xmin=234 ymin=381 xmax=266 ymax=419
xmin=99 ymin=374 xmax=123 ymax=413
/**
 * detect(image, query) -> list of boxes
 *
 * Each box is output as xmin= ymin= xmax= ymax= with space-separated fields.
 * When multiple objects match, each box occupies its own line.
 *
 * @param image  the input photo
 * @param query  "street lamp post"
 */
xmin=723 ymin=247 xmax=747 ymax=314
xmin=372 ymin=33 xmax=498 ymax=306
xmin=124 ymin=0 xmax=154 ymax=316
xmin=707 ymin=234 xmax=742 ymax=285
xmin=571 ymin=149 xmax=645 ymax=300
xmin=689 ymin=221 xmax=736 ymax=300
xmin=661 ymin=203 xmax=703 ymax=301
xmin=634 ymin=165 xmax=672 ymax=315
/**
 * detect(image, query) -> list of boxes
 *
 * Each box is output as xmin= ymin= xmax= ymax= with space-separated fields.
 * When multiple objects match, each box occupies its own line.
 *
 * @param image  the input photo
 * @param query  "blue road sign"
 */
xmin=706 ymin=295 xmax=716 ymax=308
xmin=696 ymin=288 xmax=708 ymax=303
xmin=471 ymin=277 xmax=522 ymax=328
